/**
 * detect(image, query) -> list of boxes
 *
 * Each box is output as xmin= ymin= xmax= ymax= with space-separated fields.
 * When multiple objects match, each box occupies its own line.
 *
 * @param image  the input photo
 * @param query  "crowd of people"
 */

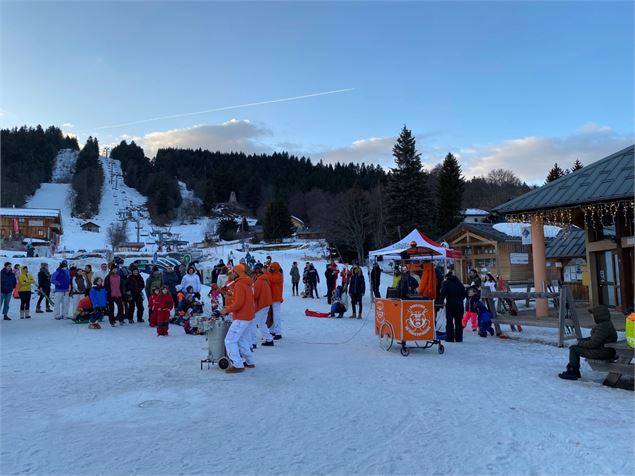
xmin=2 ymin=252 xmax=620 ymax=382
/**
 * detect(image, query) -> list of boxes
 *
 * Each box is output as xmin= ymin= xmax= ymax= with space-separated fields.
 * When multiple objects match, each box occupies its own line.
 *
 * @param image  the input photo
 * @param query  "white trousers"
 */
xmin=71 ymin=294 xmax=82 ymax=315
xmin=270 ymin=301 xmax=282 ymax=335
xmin=224 ymin=319 xmax=255 ymax=368
xmin=54 ymin=292 xmax=70 ymax=318
xmin=255 ymin=307 xmax=273 ymax=342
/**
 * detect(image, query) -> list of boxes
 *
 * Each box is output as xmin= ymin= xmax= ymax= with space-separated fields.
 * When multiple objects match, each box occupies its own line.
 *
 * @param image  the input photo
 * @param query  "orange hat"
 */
xmin=233 ymin=263 xmax=247 ymax=277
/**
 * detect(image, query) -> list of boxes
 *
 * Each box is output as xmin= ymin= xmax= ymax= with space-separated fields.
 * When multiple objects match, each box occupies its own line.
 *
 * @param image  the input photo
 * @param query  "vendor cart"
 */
xmin=375 ymin=298 xmax=444 ymax=356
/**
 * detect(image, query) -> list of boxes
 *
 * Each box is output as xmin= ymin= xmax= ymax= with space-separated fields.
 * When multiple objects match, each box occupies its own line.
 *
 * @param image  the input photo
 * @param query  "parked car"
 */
xmin=133 ymin=263 xmax=167 ymax=274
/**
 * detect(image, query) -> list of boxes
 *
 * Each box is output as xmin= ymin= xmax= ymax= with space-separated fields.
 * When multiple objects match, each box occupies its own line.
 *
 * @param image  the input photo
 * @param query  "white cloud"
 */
xmin=313 ymin=131 xmax=446 ymax=169
xmin=132 ymin=119 xmax=273 ymax=158
xmin=61 ymin=122 xmax=75 ymax=128
xmin=458 ymin=124 xmax=634 ymax=183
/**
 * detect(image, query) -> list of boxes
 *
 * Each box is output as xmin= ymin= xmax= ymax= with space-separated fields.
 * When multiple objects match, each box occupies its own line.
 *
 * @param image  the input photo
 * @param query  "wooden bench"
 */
xmin=587 ymin=340 xmax=634 ymax=390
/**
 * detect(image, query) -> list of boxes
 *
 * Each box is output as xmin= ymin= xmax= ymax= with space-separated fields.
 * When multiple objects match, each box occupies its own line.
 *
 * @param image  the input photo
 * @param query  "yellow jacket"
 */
xmin=18 ymin=270 xmax=35 ymax=292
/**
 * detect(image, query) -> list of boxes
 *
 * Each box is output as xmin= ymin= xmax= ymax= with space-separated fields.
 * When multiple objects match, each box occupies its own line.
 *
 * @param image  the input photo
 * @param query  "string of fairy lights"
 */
xmin=504 ymin=200 xmax=634 ymax=230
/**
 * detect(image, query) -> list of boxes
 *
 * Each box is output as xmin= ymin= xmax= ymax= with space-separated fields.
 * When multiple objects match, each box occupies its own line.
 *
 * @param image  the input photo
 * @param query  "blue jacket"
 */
xmin=1 ymin=268 xmax=17 ymax=294
xmin=349 ymin=273 xmax=366 ymax=295
xmin=51 ymin=268 xmax=71 ymax=292
xmin=89 ymin=287 xmax=108 ymax=308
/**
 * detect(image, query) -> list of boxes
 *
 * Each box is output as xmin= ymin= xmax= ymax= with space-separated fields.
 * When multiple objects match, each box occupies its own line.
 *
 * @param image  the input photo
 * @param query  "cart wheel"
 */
xmin=379 ymin=322 xmax=394 ymax=351
xmin=218 ymin=357 xmax=230 ymax=370
xmin=438 ymin=344 xmax=445 ymax=354
xmin=400 ymin=346 xmax=409 ymax=357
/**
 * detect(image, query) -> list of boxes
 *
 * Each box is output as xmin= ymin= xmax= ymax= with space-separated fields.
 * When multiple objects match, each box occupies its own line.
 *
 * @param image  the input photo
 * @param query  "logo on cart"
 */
xmin=375 ymin=300 xmax=385 ymax=321
xmin=405 ymin=304 xmax=431 ymax=337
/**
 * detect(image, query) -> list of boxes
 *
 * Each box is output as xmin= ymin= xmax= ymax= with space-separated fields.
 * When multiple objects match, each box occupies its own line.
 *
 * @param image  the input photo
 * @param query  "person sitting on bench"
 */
xmin=558 ymin=305 xmax=617 ymax=381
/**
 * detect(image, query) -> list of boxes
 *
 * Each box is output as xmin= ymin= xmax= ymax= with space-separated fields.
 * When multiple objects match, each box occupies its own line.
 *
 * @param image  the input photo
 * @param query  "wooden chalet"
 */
xmin=493 ymin=145 xmax=634 ymax=314
xmin=0 ymin=207 xmax=63 ymax=245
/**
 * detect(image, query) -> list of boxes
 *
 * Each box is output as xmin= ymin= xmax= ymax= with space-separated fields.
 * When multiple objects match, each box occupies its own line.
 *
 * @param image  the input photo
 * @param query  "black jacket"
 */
xmin=349 ymin=273 xmax=366 ymax=295
xmin=370 ymin=266 xmax=381 ymax=288
xmin=307 ymin=268 xmax=319 ymax=285
xmin=38 ymin=269 xmax=51 ymax=290
xmin=441 ymin=275 xmax=467 ymax=307
xmin=126 ymin=274 xmax=146 ymax=295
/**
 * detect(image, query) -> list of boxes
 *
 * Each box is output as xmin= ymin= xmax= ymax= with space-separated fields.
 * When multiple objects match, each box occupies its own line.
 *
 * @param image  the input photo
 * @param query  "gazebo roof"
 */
xmin=493 ymin=145 xmax=634 ymax=214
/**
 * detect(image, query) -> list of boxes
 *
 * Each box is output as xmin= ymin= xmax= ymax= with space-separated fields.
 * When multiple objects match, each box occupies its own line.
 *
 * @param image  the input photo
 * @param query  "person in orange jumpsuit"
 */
xmin=221 ymin=264 xmax=256 ymax=373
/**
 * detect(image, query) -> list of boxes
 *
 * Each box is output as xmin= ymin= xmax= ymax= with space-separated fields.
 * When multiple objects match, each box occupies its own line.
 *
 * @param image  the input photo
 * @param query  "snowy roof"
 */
xmin=493 ymin=222 xmax=561 ymax=238
xmin=1 ymin=208 xmax=61 ymax=219
xmin=462 ymin=208 xmax=489 ymax=216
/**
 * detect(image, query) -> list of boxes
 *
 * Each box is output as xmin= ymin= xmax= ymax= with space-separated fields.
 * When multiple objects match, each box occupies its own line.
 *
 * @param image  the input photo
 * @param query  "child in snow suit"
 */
xmin=476 ymin=302 xmax=495 ymax=337
xmin=156 ymin=286 xmax=174 ymax=336
xmin=330 ymin=285 xmax=349 ymax=318
xmin=88 ymin=278 xmax=108 ymax=329
xmin=462 ymin=287 xmax=479 ymax=332
xmin=148 ymin=287 xmax=160 ymax=327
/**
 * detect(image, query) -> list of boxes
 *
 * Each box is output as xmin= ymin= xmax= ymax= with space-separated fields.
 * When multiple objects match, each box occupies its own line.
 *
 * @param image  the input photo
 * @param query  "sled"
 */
xmin=305 ymin=309 xmax=331 ymax=318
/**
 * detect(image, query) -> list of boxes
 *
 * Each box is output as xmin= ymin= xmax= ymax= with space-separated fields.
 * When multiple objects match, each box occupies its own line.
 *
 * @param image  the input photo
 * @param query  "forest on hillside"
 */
xmin=1 ymin=126 xmax=78 ymax=207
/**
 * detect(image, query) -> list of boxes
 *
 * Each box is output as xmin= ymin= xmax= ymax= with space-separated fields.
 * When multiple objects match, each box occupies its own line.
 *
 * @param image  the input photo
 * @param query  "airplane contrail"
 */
xmin=83 ymin=88 xmax=355 ymax=132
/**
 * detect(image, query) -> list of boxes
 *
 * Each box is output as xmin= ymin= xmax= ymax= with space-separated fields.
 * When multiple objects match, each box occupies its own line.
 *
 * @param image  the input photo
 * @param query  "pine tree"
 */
xmin=385 ymin=125 xmax=434 ymax=238
xmin=571 ymin=159 xmax=584 ymax=171
xmin=263 ymin=200 xmax=295 ymax=241
xmin=436 ymin=152 xmax=464 ymax=235
xmin=545 ymin=163 xmax=566 ymax=184
xmin=217 ymin=217 xmax=238 ymax=241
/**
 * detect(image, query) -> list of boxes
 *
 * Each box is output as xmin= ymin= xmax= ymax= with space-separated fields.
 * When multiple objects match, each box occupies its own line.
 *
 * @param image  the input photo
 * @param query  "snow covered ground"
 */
xmin=1 ymin=247 xmax=633 ymax=475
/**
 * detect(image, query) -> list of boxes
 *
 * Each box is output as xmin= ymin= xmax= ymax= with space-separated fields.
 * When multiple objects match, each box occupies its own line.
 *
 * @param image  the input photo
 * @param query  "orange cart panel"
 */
xmin=375 ymin=298 xmax=435 ymax=341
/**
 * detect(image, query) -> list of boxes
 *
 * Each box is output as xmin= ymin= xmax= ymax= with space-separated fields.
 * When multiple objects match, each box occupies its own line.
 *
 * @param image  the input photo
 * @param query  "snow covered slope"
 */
xmin=25 ymin=151 xmax=213 ymax=251
xmin=51 ymin=148 xmax=79 ymax=183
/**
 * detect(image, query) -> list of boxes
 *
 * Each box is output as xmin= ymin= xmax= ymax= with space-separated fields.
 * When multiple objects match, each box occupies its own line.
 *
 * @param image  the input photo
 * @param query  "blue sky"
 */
xmin=2 ymin=1 xmax=633 ymax=182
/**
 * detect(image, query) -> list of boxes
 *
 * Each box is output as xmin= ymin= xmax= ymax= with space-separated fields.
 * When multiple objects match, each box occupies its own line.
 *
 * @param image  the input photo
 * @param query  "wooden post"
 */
xmin=531 ymin=215 xmax=549 ymax=317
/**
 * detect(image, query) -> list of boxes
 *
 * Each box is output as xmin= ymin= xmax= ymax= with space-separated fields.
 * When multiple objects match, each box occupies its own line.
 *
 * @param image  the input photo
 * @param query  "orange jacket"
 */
xmin=253 ymin=274 xmax=273 ymax=311
xmin=267 ymin=262 xmax=284 ymax=303
xmin=223 ymin=276 xmax=255 ymax=321
xmin=417 ymin=262 xmax=437 ymax=298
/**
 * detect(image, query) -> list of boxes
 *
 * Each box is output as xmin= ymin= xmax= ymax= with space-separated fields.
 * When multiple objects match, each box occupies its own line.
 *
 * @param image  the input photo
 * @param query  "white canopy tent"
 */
xmin=368 ymin=229 xmax=462 ymax=261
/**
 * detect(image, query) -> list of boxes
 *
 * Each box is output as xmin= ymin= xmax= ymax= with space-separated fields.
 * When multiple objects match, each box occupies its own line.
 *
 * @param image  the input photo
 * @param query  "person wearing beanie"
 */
xmin=220 ymin=264 xmax=256 ymax=373
xmin=51 ymin=261 xmax=71 ymax=320
xmin=558 ymin=306 xmax=618 ymax=381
